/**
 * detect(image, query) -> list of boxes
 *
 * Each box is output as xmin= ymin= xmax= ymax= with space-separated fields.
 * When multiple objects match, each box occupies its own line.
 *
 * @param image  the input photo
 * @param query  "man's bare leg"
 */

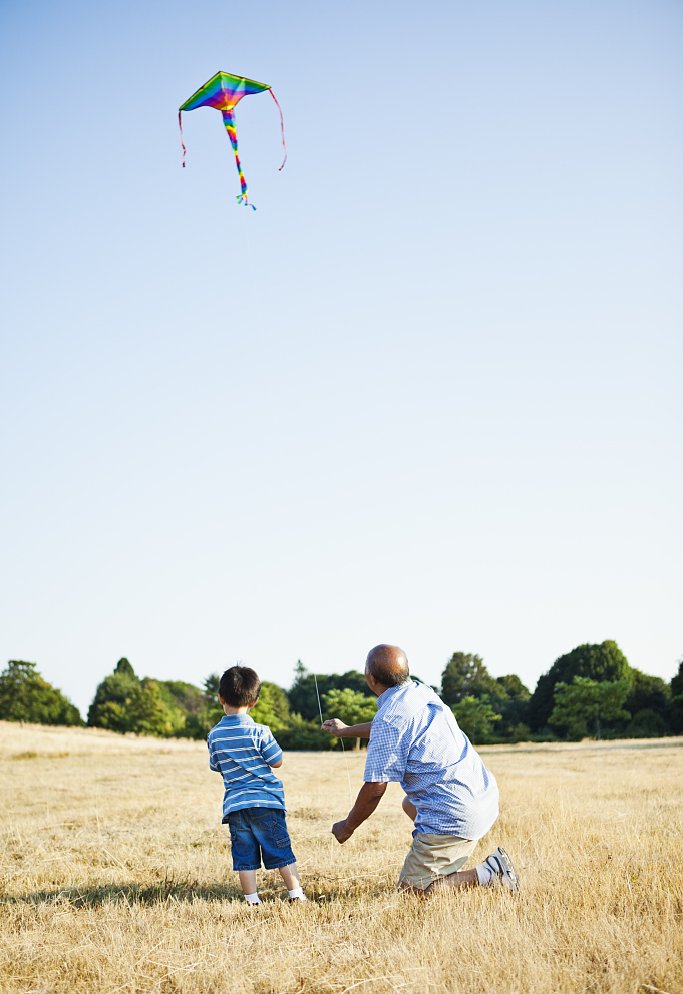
xmin=426 ymin=868 xmax=479 ymax=893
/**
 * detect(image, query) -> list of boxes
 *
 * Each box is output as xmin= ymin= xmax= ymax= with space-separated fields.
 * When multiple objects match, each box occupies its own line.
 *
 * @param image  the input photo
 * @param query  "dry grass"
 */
xmin=1 ymin=721 xmax=682 ymax=994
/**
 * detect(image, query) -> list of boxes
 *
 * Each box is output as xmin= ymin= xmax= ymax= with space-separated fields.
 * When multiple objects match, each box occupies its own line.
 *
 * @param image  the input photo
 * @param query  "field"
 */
xmin=1 ymin=722 xmax=682 ymax=994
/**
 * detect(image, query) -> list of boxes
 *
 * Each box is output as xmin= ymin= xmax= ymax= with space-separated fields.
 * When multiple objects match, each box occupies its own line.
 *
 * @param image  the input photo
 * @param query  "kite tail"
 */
xmin=222 ymin=109 xmax=256 ymax=210
xmin=178 ymin=110 xmax=187 ymax=167
xmin=269 ymin=88 xmax=287 ymax=171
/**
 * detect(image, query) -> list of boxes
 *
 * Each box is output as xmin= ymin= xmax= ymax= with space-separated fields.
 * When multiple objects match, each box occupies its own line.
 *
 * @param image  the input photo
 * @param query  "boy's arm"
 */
xmin=321 ymin=719 xmax=373 ymax=739
xmin=207 ymin=738 xmax=220 ymax=772
xmin=260 ymin=730 xmax=284 ymax=769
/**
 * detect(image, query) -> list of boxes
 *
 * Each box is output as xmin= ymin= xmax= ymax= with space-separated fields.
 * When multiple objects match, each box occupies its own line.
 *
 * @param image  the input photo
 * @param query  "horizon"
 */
xmin=5 ymin=636 xmax=679 ymax=719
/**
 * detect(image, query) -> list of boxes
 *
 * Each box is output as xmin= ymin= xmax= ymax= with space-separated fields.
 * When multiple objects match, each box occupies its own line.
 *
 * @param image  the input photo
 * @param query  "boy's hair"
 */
xmin=219 ymin=665 xmax=261 ymax=707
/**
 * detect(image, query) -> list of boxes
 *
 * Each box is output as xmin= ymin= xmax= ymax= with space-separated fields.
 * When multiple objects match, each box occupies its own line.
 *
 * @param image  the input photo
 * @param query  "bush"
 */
xmin=275 ymin=714 xmax=337 ymax=751
xmin=624 ymin=709 xmax=671 ymax=738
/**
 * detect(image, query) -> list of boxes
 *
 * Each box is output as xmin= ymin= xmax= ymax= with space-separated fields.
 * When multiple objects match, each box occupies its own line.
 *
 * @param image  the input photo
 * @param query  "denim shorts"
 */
xmin=226 ymin=807 xmax=296 ymax=871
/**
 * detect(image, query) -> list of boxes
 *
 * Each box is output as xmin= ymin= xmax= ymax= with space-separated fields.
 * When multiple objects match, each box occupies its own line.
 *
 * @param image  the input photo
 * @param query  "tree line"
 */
xmin=1 ymin=641 xmax=682 ymax=747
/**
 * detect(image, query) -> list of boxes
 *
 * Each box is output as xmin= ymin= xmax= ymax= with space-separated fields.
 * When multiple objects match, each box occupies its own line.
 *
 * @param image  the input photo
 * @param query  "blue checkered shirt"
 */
xmin=363 ymin=681 xmax=499 ymax=839
xmin=207 ymin=714 xmax=285 ymax=821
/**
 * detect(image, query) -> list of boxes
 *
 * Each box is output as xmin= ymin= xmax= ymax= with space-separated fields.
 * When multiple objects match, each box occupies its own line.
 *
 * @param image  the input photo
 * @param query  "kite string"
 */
xmin=178 ymin=111 xmax=187 ymax=167
xmin=313 ymin=674 xmax=354 ymax=808
xmin=269 ymin=89 xmax=288 ymax=172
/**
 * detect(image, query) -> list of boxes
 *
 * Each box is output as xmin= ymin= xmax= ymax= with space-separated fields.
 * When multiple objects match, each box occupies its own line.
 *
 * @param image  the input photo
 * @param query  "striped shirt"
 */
xmin=207 ymin=714 xmax=285 ymax=821
xmin=364 ymin=681 xmax=499 ymax=839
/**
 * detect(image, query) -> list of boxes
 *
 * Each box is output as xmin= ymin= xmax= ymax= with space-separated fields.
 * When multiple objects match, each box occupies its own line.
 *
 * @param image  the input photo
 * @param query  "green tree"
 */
xmin=203 ymin=673 xmax=220 ymax=697
xmin=549 ymin=677 xmax=631 ymax=739
xmin=154 ymin=680 xmax=211 ymax=737
xmin=671 ymin=658 xmax=683 ymax=698
xmin=133 ymin=679 xmax=177 ymax=736
xmin=288 ymin=660 xmax=367 ymax=720
xmin=89 ymin=664 xmax=187 ymax=737
xmin=87 ymin=658 xmax=141 ymax=732
xmin=250 ymin=681 xmax=291 ymax=733
xmin=528 ymin=641 xmax=632 ymax=732
xmin=322 ymin=687 xmax=376 ymax=749
xmin=626 ymin=670 xmax=671 ymax=717
xmin=0 ymin=660 xmax=81 ymax=726
xmin=670 ymin=658 xmax=683 ymax=734
xmin=495 ymin=674 xmax=531 ymax=739
xmin=441 ymin=652 xmax=503 ymax=706
xmin=451 ymin=695 xmax=501 ymax=744
xmin=624 ymin=708 xmax=671 ymax=738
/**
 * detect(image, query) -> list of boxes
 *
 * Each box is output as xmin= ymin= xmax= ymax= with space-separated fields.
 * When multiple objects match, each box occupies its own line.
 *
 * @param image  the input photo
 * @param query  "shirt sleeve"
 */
xmin=259 ymin=727 xmax=283 ymax=766
xmin=363 ymin=718 xmax=408 ymax=783
xmin=207 ymin=736 xmax=220 ymax=772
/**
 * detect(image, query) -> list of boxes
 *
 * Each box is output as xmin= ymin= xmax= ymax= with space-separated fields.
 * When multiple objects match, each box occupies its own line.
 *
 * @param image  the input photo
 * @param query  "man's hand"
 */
xmin=331 ymin=819 xmax=354 ymax=844
xmin=322 ymin=718 xmax=348 ymax=735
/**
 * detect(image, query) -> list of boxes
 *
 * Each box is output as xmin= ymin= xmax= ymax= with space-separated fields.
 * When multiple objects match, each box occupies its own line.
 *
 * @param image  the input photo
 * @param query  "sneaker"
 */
xmin=483 ymin=847 xmax=519 ymax=892
xmin=288 ymin=895 xmax=308 ymax=903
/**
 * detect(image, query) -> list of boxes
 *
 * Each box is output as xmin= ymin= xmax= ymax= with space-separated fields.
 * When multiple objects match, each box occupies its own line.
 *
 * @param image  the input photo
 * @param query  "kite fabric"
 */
xmin=179 ymin=71 xmax=287 ymax=209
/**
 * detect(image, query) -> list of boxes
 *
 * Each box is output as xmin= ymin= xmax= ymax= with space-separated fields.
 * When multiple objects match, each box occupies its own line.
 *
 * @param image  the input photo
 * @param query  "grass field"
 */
xmin=1 ymin=721 xmax=682 ymax=994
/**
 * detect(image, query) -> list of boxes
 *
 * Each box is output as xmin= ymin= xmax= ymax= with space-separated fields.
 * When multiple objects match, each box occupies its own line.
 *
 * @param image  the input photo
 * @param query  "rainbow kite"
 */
xmin=179 ymin=71 xmax=286 ymax=210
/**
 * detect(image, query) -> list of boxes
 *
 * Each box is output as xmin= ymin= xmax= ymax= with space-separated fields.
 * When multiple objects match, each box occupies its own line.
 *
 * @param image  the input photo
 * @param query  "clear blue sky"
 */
xmin=1 ymin=0 xmax=681 ymax=717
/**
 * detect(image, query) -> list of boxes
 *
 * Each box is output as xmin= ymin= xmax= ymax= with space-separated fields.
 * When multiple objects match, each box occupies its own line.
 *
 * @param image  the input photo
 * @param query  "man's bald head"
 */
xmin=365 ymin=644 xmax=410 ymax=689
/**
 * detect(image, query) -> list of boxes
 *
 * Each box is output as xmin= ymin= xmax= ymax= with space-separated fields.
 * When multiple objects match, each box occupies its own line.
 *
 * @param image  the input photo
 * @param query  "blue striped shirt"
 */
xmin=363 ymin=681 xmax=499 ymax=839
xmin=207 ymin=714 xmax=285 ymax=821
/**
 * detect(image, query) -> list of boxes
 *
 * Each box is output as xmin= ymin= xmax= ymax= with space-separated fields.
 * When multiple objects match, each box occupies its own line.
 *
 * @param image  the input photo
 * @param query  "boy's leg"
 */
xmin=278 ymin=863 xmax=307 ymax=902
xmin=238 ymin=869 xmax=260 ymax=902
xmin=227 ymin=811 xmax=262 ymax=904
xmin=402 ymin=796 xmax=417 ymax=821
xmin=278 ymin=863 xmax=301 ymax=890
xmin=254 ymin=810 xmax=307 ymax=901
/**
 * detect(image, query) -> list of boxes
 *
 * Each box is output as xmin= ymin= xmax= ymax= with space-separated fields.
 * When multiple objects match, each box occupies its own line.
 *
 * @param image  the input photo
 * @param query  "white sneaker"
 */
xmin=483 ymin=847 xmax=519 ymax=891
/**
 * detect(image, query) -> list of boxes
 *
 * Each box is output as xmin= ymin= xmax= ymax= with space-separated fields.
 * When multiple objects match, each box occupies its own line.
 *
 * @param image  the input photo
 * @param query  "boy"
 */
xmin=207 ymin=664 xmax=306 ymax=905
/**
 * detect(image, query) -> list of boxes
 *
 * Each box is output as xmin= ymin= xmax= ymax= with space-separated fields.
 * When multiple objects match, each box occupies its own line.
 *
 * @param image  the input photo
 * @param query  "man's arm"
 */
xmin=331 ymin=781 xmax=387 ymax=843
xmin=321 ymin=719 xmax=373 ymax=739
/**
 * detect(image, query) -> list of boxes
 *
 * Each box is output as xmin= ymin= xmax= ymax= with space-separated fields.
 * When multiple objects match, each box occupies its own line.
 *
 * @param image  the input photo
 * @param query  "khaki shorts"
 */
xmin=399 ymin=833 xmax=477 ymax=891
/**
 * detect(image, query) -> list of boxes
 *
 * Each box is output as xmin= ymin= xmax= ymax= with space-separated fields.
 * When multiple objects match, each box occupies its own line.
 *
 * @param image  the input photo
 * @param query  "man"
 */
xmin=322 ymin=644 xmax=518 ymax=894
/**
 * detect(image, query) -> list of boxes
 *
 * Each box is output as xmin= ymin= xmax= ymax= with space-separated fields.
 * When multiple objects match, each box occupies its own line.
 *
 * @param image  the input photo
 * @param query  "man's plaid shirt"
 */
xmin=363 ymin=681 xmax=499 ymax=839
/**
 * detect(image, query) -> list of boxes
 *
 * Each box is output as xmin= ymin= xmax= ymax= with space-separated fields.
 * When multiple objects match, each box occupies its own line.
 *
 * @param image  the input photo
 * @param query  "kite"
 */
xmin=178 ymin=71 xmax=287 ymax=210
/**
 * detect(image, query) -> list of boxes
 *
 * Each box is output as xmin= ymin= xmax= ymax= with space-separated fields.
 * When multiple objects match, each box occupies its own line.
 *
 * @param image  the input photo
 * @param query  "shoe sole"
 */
xmin=495 ymin=847 xmax=519 ymax=891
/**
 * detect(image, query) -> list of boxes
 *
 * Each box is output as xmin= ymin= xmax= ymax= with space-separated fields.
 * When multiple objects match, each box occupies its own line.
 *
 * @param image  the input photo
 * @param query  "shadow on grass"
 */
xmin=2 ymin=880 xmax=244 ymax=908
xmin=4 ymin=877 xmax=398 ymax=908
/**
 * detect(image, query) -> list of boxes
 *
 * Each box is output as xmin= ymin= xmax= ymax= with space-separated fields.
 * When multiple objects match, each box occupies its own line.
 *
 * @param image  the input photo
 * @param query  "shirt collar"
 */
xmin=375 ymin=682 xmax=407 ymax=711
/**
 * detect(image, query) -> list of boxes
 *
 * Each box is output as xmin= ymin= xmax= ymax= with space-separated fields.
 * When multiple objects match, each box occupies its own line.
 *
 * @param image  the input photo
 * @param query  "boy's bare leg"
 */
xmin=238 ymin=869 xmax=259 ymax=903
xmin=402 ymin=796 xmax=417 ymax=822
xmin=278 ymin=862 xmax=301 ymax=890
xmin=278 ymin=862 xmax=306 ymax=901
